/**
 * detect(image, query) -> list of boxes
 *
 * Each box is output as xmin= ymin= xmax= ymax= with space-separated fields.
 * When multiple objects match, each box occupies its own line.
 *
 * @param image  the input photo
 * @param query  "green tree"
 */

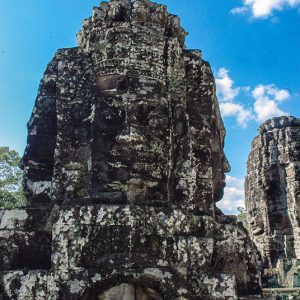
xmin=237 ymin=206 xmax=249 ymax=232
xmin=0 ymin=146 xmax=27 ymax=208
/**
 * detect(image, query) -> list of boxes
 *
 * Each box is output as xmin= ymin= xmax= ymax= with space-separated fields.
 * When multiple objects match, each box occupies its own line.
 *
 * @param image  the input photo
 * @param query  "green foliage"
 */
xmin=264 ymin=274 xmax=283 ymax=289
xmin=284 ymin=260 xmax=293 ymax=274
xmin=237 ymin=206 xmax=250 ymax=232
xmin=0 ymin=146 xmax=27 ymax=208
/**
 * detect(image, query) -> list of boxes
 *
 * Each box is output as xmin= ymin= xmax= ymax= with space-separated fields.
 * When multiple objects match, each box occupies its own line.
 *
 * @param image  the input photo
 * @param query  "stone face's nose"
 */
xmin=223 ymin=154 xmax=231 ymax=173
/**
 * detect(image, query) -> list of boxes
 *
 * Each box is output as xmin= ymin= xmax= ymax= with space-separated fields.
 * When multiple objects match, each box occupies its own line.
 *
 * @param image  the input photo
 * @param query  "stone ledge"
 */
xmin=0 ymin=208 xmax=51 ymax=231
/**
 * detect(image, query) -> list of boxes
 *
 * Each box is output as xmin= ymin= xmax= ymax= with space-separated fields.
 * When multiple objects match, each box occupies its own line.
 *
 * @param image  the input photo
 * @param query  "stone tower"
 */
xmin=1 ymin=0 xmax=261 ymax=299
xmin=245 ymin=116 xmax=300 ymax=286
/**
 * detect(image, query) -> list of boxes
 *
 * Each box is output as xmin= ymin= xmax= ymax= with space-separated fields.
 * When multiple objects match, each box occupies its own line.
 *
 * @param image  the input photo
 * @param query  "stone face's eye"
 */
xmin=96 ymin=75 xmax=127 ymax=91
xmin=116 ymin=77 xmax=128 ymax=91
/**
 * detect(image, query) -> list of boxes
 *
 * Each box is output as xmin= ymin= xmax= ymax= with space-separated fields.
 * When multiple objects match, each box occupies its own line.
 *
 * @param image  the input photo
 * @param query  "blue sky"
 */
xmin=0 ymin=0 xmax=299 ymax=214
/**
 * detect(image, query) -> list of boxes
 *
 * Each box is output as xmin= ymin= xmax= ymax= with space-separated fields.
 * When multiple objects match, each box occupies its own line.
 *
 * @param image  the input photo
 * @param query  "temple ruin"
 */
xmin=0 ymin=0 xmax=262 ymax=299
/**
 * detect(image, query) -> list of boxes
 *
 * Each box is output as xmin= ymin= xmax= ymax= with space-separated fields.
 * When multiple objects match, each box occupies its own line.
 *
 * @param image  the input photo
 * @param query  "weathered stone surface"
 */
xmin=245 ymin=116 xmax=300 ymax=288
xmin=0 ymin=0 xmax=262 ymax=299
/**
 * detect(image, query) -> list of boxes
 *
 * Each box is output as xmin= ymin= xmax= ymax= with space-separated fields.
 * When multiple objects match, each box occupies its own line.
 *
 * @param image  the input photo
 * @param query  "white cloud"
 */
xmin=216 ymin=67 xmax=291 ymax=126
xmin=216 ymin=68 xmax=253 ymax=127
xmin=232 ymin=0 xmax=300 ymax=18
xmin=252 ymin=84 xmax=290 ymax=122
xmin=215 ymin=68 xmax=240 ymax=102
xmin=217 ymin=176 xmax=245 ymax=215
xmin=230 ymin=6 xmax=249 ymax=14
xmin=252 ymin=84 xmax=290 ymax=101
xmin=219 ymin=102 xmax=253 ymax=128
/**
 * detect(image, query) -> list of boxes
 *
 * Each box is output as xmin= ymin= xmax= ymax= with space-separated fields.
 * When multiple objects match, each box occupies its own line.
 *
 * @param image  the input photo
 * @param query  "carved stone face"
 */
xmin=91 ymin=72 xmax=169 ymax=204
xmin=211 ymin=121 xmax=231 ymax=203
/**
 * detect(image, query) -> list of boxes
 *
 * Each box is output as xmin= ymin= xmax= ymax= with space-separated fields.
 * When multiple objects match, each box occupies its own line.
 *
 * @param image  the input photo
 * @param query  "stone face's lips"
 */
xmin=0 ymin=0 xmax=262 ymax=299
